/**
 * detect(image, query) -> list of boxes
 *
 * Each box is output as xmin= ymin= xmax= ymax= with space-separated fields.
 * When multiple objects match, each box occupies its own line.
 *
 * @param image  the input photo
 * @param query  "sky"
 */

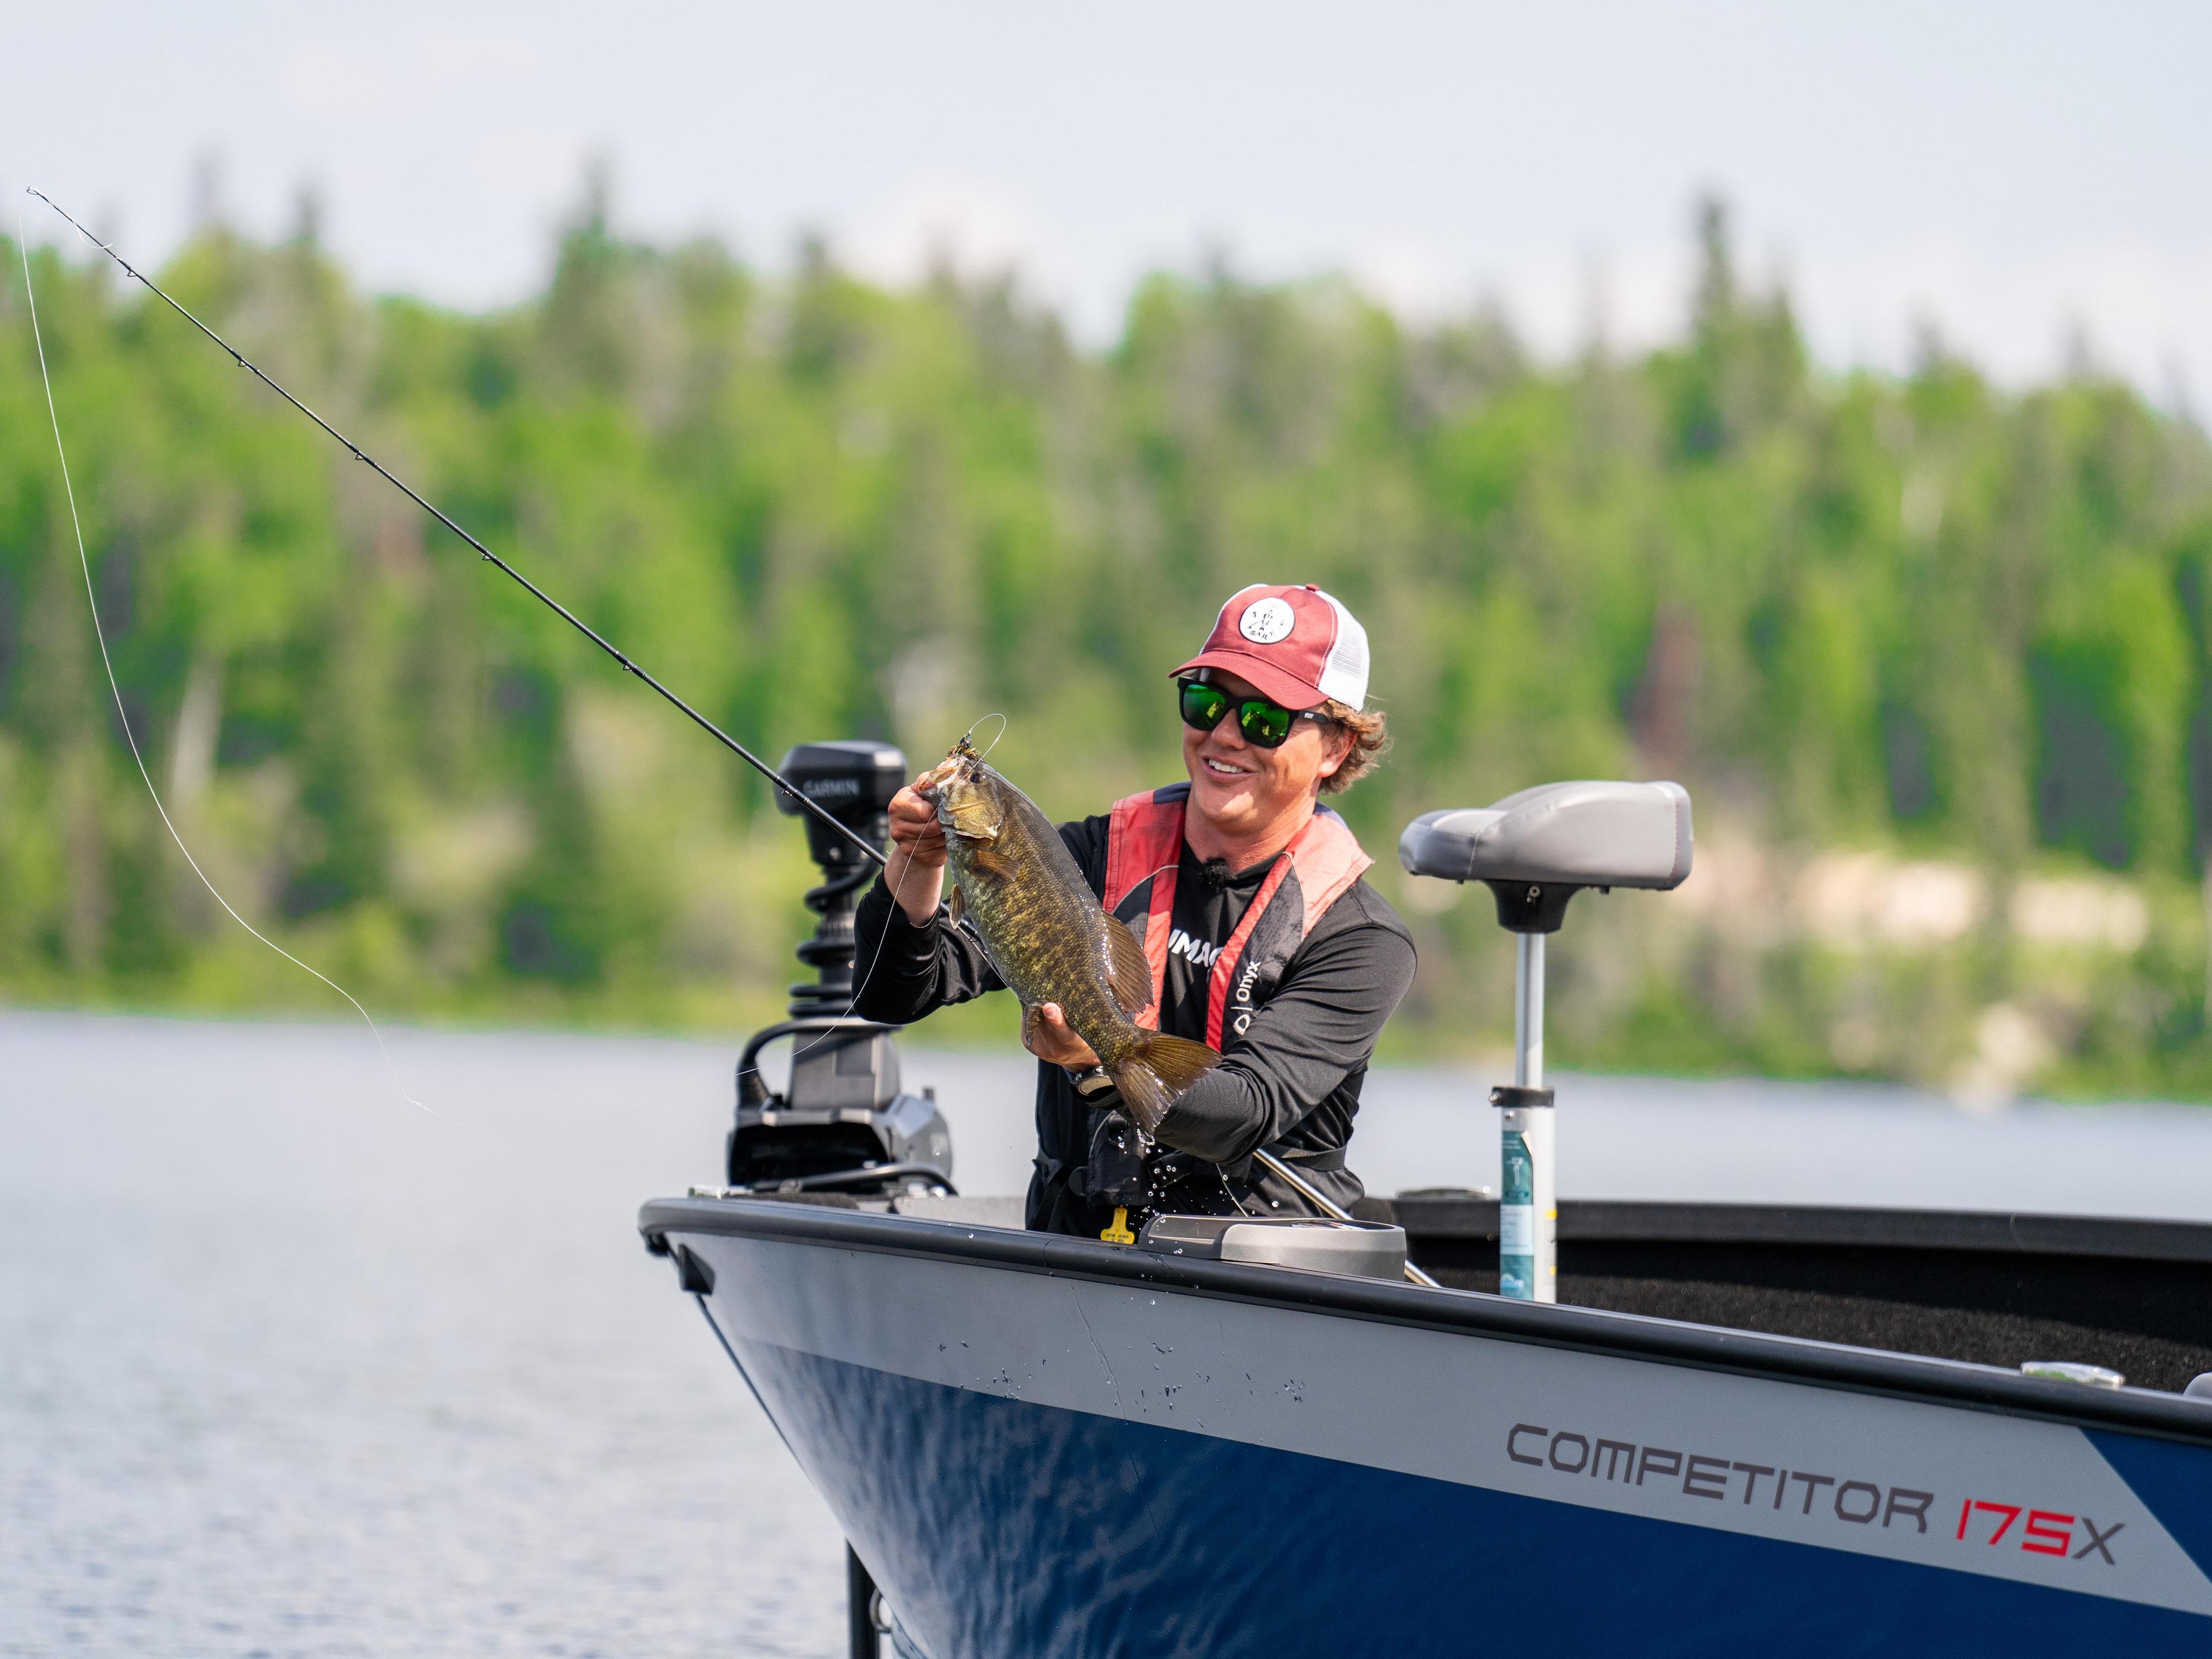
xmin=9 ymin=1 xmax=2210 ymax=399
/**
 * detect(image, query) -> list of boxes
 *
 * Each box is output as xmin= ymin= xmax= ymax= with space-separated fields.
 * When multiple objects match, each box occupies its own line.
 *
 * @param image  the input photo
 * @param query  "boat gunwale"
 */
xmin=639 ymin=1195 xmax=2212 ymax=1448
xmin=1388 ymin=1195 xmax=2212 ymax=1261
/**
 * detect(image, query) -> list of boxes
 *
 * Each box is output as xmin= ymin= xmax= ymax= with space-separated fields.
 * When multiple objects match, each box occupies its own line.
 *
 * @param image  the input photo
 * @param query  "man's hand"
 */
xmin=1022 ymin=1002 xmax=1102 ymax=1070
xmin=884 ymin=780 xmax=948 ymax=926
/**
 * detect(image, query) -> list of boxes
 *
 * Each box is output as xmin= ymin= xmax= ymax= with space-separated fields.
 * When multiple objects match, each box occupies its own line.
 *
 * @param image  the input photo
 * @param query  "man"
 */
xmin=853 ymin=583 xmax=1415 ymax=1238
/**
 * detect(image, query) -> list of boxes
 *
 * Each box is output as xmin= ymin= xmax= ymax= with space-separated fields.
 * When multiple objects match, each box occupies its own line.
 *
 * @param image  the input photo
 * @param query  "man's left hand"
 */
xmin=1022 ymin=1002 xmax=1101 ymax=1070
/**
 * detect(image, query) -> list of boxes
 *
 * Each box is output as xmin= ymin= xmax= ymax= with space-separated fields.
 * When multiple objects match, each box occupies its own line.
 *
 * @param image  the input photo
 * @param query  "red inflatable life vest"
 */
xmin=1103 ymin=783 xmax=1373 ymax=1050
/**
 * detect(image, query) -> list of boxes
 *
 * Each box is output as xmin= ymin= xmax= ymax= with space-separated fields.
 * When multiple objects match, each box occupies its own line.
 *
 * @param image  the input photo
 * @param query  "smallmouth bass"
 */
xmin=919 ymin=738 xmax=1219 ymax=1131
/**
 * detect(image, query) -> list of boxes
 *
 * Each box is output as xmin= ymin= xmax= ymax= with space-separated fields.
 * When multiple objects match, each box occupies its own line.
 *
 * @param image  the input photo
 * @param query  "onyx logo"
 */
xmin=1236 ymin=961 xmax=1263 ymax=1003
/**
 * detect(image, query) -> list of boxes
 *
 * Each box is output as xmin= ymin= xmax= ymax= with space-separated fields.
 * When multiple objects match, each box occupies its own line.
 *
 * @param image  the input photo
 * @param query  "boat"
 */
xmin=642 ymin=1193 xmax=2212 ymax=1653
xmin=642 ymin=746 xmax=2212 ymax=1655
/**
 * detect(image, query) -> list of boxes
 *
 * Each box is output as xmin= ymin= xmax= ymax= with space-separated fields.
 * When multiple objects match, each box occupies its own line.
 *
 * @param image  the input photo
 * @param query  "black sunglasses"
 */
xmin=1177 ymin=678 xmax=1330 ymax=749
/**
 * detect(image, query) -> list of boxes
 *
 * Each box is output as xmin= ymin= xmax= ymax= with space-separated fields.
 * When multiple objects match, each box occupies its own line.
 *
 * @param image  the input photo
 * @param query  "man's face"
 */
xmin=1180 ymin=669 xmax=1352 ymax=840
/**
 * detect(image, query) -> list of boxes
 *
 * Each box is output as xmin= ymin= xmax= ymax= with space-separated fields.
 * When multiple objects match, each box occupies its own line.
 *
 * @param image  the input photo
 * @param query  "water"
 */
xmin=5 ymin=1010 xmax=2211 ymax=1656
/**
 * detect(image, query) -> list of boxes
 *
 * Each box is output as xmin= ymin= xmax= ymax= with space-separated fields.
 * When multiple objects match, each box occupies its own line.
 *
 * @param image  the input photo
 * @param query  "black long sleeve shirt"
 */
xmin=852 ymin=809 xmax=1417 ymax=1236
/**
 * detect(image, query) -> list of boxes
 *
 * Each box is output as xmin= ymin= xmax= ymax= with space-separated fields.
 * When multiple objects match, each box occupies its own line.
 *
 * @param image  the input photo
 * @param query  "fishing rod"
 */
xmin=24 ymin=188 xmax=892 ymax=875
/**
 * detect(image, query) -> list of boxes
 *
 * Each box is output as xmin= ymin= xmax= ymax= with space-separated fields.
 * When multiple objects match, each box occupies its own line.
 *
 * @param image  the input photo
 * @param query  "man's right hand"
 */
xmin=883 ymin=781 xmax=948 ymax=926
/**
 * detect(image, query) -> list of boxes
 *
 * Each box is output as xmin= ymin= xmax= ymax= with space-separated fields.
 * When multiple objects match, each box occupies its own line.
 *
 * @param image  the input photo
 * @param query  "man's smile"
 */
xmin=1202 ymin=756 xmax=1253 ymax=776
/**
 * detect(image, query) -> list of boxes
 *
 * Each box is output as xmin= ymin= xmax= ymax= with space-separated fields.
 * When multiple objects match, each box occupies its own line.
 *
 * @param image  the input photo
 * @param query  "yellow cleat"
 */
xmin=1100 ymin=1206 xmax=1137 ymax=1245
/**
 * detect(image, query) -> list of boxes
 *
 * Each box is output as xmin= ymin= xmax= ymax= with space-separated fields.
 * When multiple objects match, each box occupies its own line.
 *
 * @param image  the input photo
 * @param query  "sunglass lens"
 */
xmin=1238 ymin=701 xmax=1293 ymax=746
xmin=1180 ymin=682 xmax=1231 ymax=732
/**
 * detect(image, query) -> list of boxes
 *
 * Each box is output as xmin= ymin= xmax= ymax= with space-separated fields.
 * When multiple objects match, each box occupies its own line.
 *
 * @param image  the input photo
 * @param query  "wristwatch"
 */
xmin=1069 ymin=1065 xmax=1116 ymax=1100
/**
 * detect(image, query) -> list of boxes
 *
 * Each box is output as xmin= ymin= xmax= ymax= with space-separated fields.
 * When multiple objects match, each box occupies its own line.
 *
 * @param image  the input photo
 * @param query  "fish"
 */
xmin=919 ymin=736 xmax=1219 ymax=1131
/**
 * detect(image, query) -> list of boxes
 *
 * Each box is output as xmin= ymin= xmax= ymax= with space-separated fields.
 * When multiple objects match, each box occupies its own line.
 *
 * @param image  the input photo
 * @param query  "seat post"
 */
xmin=1496 ymin=929 xmax=1557 ymax=1304
xmin=1514 ymin=932 xmax=1544 ymax=1088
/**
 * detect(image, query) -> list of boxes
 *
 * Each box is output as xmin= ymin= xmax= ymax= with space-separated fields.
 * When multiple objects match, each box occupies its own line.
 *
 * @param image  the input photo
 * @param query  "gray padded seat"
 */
xmin=1399 ymin=780 xmax=1693 ymax=890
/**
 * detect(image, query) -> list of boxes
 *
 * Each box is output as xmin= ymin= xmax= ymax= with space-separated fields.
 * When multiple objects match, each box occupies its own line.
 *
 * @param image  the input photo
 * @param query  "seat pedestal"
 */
xmin=1496 ymin=933 xmax=1557 ymax=1302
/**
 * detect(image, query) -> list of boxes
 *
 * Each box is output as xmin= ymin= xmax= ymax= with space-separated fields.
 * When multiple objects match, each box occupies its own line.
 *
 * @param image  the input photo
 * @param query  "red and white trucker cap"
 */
xmin=1171 ymin=584 xmax=1371 ymax=712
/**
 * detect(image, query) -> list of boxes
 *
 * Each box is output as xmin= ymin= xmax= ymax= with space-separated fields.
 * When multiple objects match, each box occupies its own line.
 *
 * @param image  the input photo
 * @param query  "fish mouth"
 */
xmin=915 ymin=755 xmax=966 ymax=798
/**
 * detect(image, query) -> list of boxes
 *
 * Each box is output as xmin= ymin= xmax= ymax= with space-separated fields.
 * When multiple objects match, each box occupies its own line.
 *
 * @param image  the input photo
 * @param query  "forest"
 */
xmin=6 ymin=190 xmax=2212 ymax=1099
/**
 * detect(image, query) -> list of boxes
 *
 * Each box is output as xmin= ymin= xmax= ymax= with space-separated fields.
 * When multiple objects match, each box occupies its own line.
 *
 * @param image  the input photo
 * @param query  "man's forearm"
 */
xmin=883 ymin=842 xmax=945 ymax=926
xmin=1149 ymin=919 xmax=1414 ymax=1164
xmin=1152 ymin=1065 xmax=1274 ymax=1162
xmin=850 ymin=874 xmax=1000 ymax=1021
xmin=850 ymin=878 xmax=950 ymax=1023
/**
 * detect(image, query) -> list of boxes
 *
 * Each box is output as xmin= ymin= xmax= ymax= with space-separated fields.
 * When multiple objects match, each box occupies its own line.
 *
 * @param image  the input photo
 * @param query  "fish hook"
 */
xmin=962 ymin=712 xmax=1008 ymax=762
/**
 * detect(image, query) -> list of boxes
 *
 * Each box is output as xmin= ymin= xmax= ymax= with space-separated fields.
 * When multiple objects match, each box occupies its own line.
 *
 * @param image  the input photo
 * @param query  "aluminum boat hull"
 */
xmin=641 ymin=1198 xmax=2212 ymax=1657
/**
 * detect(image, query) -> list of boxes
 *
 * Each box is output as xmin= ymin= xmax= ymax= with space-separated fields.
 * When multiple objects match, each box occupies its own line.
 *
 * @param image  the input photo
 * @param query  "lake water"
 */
xmin=6 ymin=1009 xmax=2211 ymax=1656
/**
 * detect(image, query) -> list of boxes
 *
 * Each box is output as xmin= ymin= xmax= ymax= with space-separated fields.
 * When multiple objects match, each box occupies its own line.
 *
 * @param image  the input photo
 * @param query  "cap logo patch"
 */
xmin=1238 ymin=597 xmax=1296 ymax=644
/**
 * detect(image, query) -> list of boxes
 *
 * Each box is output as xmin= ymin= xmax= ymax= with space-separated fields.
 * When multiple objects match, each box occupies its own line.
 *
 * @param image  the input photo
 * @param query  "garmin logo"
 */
xmin=800 ymin=778 xmax=864 ymax=799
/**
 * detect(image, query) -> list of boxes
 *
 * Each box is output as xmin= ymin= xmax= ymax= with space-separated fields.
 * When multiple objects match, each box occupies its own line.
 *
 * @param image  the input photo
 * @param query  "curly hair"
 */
xmin=1316 ymin=700 xmax=1389 ymax=795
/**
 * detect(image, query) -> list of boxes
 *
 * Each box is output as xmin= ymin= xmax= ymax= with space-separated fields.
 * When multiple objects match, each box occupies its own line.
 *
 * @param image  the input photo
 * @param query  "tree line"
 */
xmin=5 ymin=192 xmax=2211 ymax=1093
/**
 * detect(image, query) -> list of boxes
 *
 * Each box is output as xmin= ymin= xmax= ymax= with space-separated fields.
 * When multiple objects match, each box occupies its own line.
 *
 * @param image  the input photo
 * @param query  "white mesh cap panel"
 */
xmin=1315 ymin=588 xmax=1369 ymax=709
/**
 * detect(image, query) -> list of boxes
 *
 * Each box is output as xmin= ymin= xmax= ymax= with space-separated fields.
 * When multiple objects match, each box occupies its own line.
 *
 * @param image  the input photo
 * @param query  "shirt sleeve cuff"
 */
xmin=861 ymin=872 xmax=938 ymax=936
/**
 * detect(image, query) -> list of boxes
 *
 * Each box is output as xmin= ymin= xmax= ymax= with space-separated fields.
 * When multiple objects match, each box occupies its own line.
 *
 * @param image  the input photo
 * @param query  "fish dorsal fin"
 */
xmin=1104 ymin=914 xmax=1153 ymax=1017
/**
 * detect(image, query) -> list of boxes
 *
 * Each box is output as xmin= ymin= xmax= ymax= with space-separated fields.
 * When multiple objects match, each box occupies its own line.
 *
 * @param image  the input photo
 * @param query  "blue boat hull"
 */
xmin=647 ymin=1201 xmax=2212 ymax=1657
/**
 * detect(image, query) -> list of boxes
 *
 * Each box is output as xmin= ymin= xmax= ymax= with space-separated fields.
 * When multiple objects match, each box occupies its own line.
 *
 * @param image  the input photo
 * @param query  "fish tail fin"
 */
xmin=1110 ymin=1033 xmax=1221 ymax=1133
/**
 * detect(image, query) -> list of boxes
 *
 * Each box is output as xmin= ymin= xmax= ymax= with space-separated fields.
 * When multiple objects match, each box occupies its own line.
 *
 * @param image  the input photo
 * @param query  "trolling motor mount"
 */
xmin=727 ymin=1018 xmax=953 ymax=1194
xmin=724 ymin=740 xmax=956 ymax=1197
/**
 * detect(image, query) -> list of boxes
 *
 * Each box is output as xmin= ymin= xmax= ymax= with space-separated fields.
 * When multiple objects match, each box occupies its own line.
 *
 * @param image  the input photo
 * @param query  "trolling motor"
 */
xmin=725 ymin=741 xmax=956 ymax=1197
xmin=1399 ymin=781 xmax=1693 ymax=1302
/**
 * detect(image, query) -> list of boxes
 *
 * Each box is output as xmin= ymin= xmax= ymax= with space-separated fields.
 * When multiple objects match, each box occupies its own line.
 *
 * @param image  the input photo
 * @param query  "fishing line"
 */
xmin=814 ymin=739 xmax=1003 ymax=1041
xmin=835 ymin=843 xmax=917 ymax=1021
xmin=733 ymin=741 xmax=1003 ymax=1099
xmin=22 ymin=188 xmax=891 ymax=877
xmin=733 ymin=843 xmax=919 ymax=1100
xmin=17 ymin=212 xmax=427 ymax=1113
xmin=963 ymin=711 xmax=1008 ymax=762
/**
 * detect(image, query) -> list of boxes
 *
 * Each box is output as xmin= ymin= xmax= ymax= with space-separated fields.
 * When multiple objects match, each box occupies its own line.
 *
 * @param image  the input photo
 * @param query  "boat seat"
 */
xmin=1399 ymin=780 xmax=1693 ymax=891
